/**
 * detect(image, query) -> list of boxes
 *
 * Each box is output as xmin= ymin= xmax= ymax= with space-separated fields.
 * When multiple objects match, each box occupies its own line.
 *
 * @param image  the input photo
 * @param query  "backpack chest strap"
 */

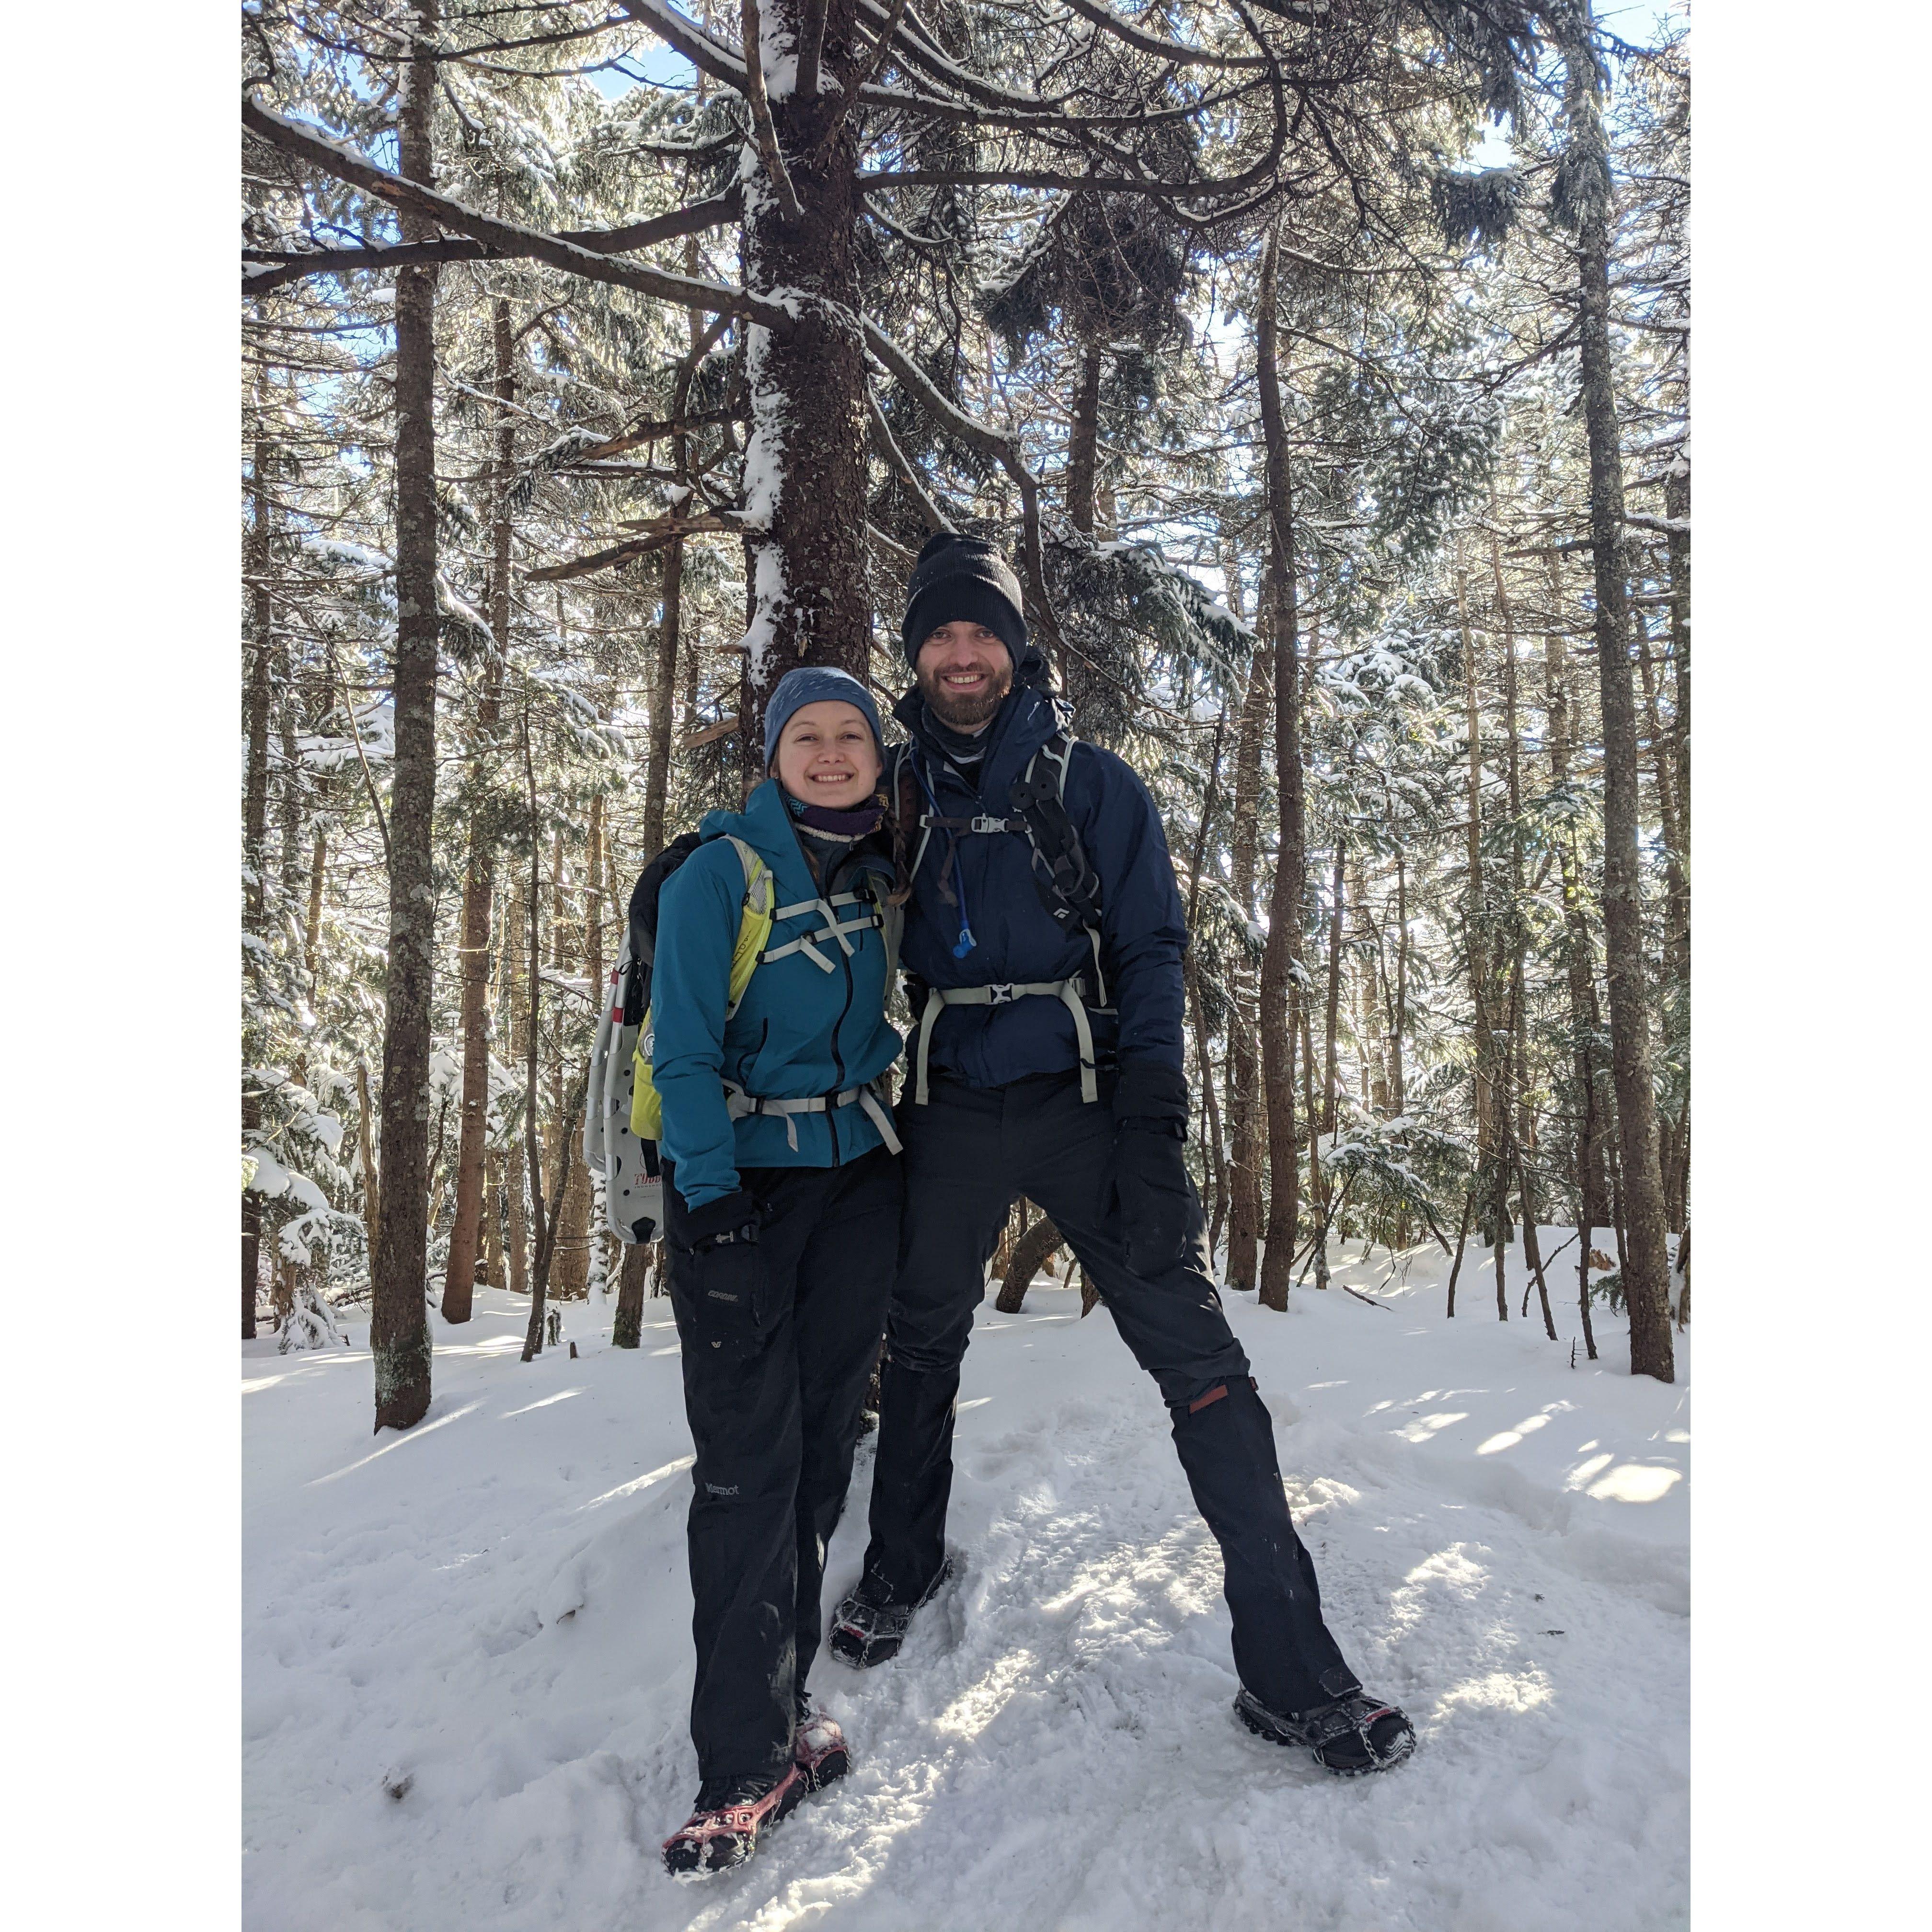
xmin=917 ymin=811 xmax=1026 ymax=836
xmin=758 ymin=890 xmax=881 ymax=972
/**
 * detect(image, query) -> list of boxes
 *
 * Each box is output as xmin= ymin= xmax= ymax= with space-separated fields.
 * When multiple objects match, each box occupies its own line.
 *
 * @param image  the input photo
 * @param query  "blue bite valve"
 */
xmin=953 ymin=924 xmax=976 ymax=959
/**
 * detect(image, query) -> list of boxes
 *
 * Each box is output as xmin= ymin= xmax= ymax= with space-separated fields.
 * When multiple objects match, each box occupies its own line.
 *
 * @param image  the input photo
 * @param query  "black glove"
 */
xmin=672 ymin=1188 xmax=766 ymax=1357
xmin=1110 ymin=1061 xmax=1193 ymax=1277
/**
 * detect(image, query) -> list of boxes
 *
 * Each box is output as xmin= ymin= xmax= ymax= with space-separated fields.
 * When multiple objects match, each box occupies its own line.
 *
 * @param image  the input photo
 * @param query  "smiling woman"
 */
xmin=772 ymin=701 xmax=883 ymax=811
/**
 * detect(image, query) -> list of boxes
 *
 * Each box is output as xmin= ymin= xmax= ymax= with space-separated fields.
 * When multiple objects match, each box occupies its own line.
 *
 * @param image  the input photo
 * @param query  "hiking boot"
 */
xmin=793 ymin=1702 xmax=849 ymax=1792
xmin=1235 ymin=1686 xmax=1417 ymax=1776
xmin=827 ymin=1560 xmax=954 ymax=1669
xmin=661 ymin=1764 xmax=805 ymax=1877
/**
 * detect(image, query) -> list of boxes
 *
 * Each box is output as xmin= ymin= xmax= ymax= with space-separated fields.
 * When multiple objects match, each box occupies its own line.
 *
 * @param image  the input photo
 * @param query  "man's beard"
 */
xmin=918 ymin=657 xmax=1013 ymax=732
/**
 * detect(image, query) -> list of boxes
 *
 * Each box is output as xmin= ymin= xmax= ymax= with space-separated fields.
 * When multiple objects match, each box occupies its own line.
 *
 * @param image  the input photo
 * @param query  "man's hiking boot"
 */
xmin=828 ymin=1559 xmax=954 ymax=1668
xmin=661 ymin=1764 xmax=805 ymax=1877
xmin=793 ymin=1702 xmax=849 ymax=1791
xmin=1235 ymin=1686 xmax=1417 ymax=1776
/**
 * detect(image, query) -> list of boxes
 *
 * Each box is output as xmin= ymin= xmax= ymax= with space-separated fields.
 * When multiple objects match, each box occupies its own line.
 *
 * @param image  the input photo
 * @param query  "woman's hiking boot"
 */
xmin=1234 ymin=1686 xmax=1417 ymax=1775
xmin=827 ymin=1559 xmax=953 ymax=1668
xmin=661 ymin=1765 xmax=805 ymax=1877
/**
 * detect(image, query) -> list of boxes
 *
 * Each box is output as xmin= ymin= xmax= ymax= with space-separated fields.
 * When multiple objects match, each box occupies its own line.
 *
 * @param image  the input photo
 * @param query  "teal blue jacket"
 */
xmin=651 ymin=778 xmax=902 ymax=1208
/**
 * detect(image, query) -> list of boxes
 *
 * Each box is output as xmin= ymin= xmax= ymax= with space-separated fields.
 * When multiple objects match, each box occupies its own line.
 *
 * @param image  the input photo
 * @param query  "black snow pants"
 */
xmin=860 ymin=1070 xmax=1364 ymax=1717
xmin=663 ymin=1144 xmax=902 ymax=1789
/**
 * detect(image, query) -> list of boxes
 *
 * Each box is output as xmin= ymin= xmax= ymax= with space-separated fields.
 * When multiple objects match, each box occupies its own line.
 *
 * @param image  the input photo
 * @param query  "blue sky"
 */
xmin=589 ymin=3 xmax=1686 ymax=114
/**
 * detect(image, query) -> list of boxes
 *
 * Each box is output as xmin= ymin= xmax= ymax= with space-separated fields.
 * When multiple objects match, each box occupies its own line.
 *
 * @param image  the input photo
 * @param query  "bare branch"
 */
xmin=867 ymin=387 xmax=954 ymax=533
xmin=812 ymin=0 xmax=913 ymax=163
xmin=862 ymin=319 xmax=1063 ymax=658
xmin=242 ymin=191 xmax=743 ymax=295
xmin=614 ymin=0 xmax=749 ymax=90
xmin=242 ymin=100 xmax=792 ymax=328
xmin=1058 ymin=0 xmax=1271 ymax=69
xmin=527 ymin=513 xmax=745 ymax=583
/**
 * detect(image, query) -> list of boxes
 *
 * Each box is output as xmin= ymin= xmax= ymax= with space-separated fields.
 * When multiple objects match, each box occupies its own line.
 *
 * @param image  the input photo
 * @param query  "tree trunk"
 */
xmin=612 ymin=1240 xmax=651 ymax=1348
xmin=1455 ymin=552 xmax=1497 ymax=1225
xmin=1544 ymin=564 xmax=1614 ymax=1232
xmin=368 ymin=4 xmax=441 ymax=1431
xmin=521 ymin=710 xmax=554 ymax=1359
xmin=1389 ymin=852 xmax=1408 ymax=1116
xmin=1492 ymin=524 xmax=1526 ymax=1319
xmin=1186 ymin=960 xmax=1228 ymax=1257
xmin=1321 ymin=842 xmax=1345 ymax=1137
xmin=1254 ymin=233 xmax=1303 ymax=1311
xmin=736 ymin=1 xmax=873 ymax=756
xmin=481 ymin=1150 xmax=505 ymax=1287
xmin=1665 ymin=454 xmax=1690 ymax=932
xmin=1066 ymin=341 xmax=1103 ymax=535
xmin=994 ymin=1213 xmax=1064 ymax=1314
xmin=501 ymin=871 xmax=530 ymax=1297
xmin=1222 ymin=616 xmax=1273 ymax=1293
xmin=1568 ymin=25 xmax=1675 ymax=1382
xmin=242 ymin=427 xmax=275 ymax=1342
xmin=642 ymin=539 xmax=682 ymax=857
xmin=1519 ymin=1154 xmax=1559 ymax=1341
xmin=1182 ymin=702 xmax=1230 ymax=1259
xmin=441 ymin=297 xmax=516 ymax=1325
xmin=1056 ymin=341 xmax=1105 ymax=719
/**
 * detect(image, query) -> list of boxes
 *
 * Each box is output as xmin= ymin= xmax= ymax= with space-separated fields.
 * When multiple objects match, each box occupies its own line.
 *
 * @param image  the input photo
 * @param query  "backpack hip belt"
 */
xmin=910 ymin=927 xmax=1114 ymax=1107
xmin=722 ymin=1077 xmax=903 ymax=1155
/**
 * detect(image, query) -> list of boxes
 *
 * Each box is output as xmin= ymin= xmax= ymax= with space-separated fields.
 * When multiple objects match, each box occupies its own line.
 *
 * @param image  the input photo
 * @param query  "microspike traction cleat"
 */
xmin=661 ymin=1764 xmax=805 ymax=1878
xmin=793 ymin=1705 xmax=849 ymax=1791
xmin=1234 ymin=1687 xmax=1418 ymax=1776
xmin=828 ymin=1559 xmax=954 ymax=1669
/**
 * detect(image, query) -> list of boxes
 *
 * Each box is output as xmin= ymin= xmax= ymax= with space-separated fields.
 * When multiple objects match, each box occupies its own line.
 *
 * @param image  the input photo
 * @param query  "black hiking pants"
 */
xmin=861 ymin=1070 xmax=1363 ymax=1717
xmin=663 ymin=1145 xmax=902 ymax=1790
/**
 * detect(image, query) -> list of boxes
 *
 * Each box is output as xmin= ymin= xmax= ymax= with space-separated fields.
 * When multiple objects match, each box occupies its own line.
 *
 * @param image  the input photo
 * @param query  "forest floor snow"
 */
xmin=243 ymin=1232 xmax=1689 ymax=1932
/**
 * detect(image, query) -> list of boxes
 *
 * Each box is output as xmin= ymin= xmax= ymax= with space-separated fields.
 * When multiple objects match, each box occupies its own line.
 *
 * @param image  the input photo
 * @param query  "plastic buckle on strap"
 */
xmin=968 ymin=814 xmax=1014 ymax=834
xmin=985 ymin=983 xmax=1018 ymax=1005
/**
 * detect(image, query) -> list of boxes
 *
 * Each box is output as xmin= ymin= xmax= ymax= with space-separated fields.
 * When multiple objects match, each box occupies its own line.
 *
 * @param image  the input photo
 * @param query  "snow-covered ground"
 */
xmin=243 ymin=1234 xmax=1688 ymax=1931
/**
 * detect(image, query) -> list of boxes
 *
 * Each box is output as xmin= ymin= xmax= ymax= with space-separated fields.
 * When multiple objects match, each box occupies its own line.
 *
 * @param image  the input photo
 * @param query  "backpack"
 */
xmin=584 ymin=828 xmax=906 ymax=1242
xmin=583 ymin=833 xmax=774 ymax=1244
xmin=893 ymin=727 xmax=1113 ymax=1102
xmin=894 ymin=728 xmax=1104 ymax=947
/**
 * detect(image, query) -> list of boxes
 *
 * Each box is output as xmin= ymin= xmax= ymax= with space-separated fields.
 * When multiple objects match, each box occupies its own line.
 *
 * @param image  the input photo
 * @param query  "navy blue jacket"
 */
xmin=652 ymin=779 xmax=902 ymax=1208
xmin=893 ymin=658 xmax=1187 ymax=1089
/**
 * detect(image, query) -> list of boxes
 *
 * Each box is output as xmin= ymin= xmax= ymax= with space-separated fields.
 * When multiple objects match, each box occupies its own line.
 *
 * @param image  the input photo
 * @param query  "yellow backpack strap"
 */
xmin=721 ymin=834 xmax=776 ymax=1018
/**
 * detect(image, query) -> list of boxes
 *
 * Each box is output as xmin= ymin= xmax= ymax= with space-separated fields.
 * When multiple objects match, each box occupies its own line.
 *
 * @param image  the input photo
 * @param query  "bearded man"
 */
xmin=829 ymin=532 xmax=1416 ymax=1777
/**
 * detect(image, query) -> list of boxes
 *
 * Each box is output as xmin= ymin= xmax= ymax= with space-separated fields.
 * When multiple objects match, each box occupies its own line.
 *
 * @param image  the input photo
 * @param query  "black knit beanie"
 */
xmin=899 ymin=532 xmax=1027 ymax=667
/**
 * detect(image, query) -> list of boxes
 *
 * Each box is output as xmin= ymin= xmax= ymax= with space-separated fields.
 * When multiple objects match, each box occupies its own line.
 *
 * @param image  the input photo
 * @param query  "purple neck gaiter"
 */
xmin=787 ymin=798 xmax=885 ymax=839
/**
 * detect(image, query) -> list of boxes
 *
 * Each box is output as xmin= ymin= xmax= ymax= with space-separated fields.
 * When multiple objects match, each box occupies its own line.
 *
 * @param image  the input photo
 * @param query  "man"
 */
xmin=828 ymin=531 xmax=1415 ymax=1777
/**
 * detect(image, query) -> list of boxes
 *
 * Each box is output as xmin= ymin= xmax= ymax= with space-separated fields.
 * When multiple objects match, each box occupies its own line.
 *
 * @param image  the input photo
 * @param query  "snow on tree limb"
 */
xmin=242 ymin=193 xmax=744 ymax=297
xmin=242 ymin=100 xmax=791 ymax=330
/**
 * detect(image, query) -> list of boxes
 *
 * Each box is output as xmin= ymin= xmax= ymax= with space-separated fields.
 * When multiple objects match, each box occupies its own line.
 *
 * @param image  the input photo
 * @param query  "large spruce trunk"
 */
xmin=369 ymin=6 xmax=440 ymax=1431
xmin=1568 ymin=30 xmax=1675 ymax=1383
xmin=737 ymin=2 xmax=871 ymax=756
xmin=442 ymin=298 xmax=516 ymax=1324
xmin=1254 ymin=236 xmax=1303 ymax=1311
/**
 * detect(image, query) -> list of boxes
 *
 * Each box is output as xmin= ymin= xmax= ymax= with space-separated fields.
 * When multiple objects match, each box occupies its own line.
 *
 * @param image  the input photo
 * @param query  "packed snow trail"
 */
xmin=243 ymin=1236 xmax=1688 ymax=1931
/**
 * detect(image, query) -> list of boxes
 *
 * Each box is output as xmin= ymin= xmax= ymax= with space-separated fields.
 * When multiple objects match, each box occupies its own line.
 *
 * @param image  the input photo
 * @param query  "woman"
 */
xmin=649 ymin=665 xmax=905 ymax=1878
